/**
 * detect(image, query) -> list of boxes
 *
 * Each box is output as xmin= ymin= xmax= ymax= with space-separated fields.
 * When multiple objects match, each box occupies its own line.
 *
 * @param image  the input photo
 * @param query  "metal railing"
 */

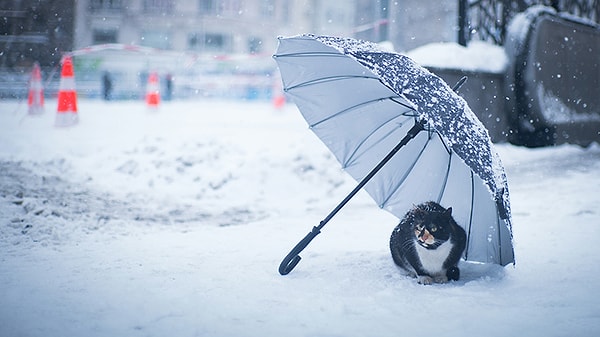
xmin=458 ymin=0 xmax=599 ymax=46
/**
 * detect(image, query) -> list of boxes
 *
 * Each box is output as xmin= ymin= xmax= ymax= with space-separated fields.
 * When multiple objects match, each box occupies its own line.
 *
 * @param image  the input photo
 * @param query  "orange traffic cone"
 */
xmin=28 ymin=62 xmax=44 ymax=115
xmin=273 ymin=93 xmax=285 ymax=109
xmin=272 ymin=73 xmax=285 ymax=109
xmin=145 ymin=72 xmax=160 ymax=108
xmin=55 ymin=56 xmax=78 ymax=127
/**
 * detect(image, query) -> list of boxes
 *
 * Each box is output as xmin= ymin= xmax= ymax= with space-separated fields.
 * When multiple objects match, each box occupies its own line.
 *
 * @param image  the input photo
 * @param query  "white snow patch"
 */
xmin=0 ymin=99 xmax=599 ymax=337
xmin=406 ymin=41 xmax=508 ymax=73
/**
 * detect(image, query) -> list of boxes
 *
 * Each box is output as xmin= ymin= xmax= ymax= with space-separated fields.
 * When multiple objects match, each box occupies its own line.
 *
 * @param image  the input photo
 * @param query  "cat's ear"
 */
xmin=444 ymin=207 xmax=453 ymax=216
xmin=414 ymin=204 xmax=426 ymax=216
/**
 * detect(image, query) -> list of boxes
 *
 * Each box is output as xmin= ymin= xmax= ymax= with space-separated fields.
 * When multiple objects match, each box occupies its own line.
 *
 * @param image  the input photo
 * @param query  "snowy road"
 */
xmin=1 ymin=99 xmax=599 ymax=337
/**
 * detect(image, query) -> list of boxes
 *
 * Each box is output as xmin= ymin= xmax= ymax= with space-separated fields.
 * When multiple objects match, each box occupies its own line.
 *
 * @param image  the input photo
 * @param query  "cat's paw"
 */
xmin=434 ymin=275 xmax=449 ymax=283
xmin=417 ymin=276 xmax=433 ymax=285
xmin=446 ymin=266 xmax=460 ymax=281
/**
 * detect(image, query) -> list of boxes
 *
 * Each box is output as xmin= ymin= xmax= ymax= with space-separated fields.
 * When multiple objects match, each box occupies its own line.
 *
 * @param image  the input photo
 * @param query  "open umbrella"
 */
xmin=274 ymin=35 xmax=514 ymax=275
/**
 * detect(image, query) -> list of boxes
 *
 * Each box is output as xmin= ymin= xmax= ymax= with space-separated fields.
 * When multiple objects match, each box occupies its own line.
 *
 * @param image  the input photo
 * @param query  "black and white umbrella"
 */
xmin=274 ymin=35 xmax=514 ymax=275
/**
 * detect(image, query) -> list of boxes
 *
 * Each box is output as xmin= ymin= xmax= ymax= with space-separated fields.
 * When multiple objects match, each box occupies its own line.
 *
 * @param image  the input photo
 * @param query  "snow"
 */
xmin=1 ymin=98 xmax=600 ymax=337
xmin=504 ymin=5 xmax=557 ymax=60
xmin=538 ymin=84 xmax=600 ymax=123
xmin=406 ymin=41 xmax=508 ymax=73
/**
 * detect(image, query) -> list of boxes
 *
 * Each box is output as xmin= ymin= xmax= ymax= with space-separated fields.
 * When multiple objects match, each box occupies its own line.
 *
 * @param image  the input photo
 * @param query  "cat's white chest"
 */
xmin=416 ymin=240 xmax=452 ymax=274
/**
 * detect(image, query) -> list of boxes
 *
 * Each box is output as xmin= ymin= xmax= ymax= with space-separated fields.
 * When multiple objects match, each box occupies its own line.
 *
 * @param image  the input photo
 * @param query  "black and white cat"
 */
xmin=389 ymin=201 xmax=467 ymax=285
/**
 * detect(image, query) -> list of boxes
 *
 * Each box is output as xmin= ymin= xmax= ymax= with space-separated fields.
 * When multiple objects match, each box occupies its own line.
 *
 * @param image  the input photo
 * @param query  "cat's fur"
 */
xmin=389 ymin=201 xmax=467 ymax=285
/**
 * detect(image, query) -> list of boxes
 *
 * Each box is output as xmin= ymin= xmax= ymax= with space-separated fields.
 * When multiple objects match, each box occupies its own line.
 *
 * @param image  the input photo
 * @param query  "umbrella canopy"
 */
xmin=274 ymin=35 xmax=514 ymax=268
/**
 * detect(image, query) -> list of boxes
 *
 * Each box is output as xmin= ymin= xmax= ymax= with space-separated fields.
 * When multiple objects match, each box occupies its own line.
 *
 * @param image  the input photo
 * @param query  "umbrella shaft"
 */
xmin=278 ymin=119 xmax=425 ymax=276
xmin=317 ymin=119 xmax=425 ymax=230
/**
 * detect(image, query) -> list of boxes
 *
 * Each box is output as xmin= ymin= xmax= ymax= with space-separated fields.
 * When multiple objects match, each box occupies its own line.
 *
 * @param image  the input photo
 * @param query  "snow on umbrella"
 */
xmin=274 ymin=35 xmax=514 ymax=275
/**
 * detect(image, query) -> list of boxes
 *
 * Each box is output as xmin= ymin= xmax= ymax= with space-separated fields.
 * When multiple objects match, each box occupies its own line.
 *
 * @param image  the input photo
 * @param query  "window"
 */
xmin=260 ymin=0 xmax=275 ymax=18
xmin=199 ymin=0 xmax=242 ymax=17
xmin=218 ymin=0 xmax=242 ymax=16
xmin=188 ymin=33 xmax=200 ymax=50
xmin=93 ymin=29 xmax=117 ymax=44
xmin=141 ymin=31 xmax=171 ymax=49
xmin=204 ymin=33 xmax=228 ymax=51
xmin=248 ymin=37 xmax=262 ymax=54
xmin=143 ymin=0 xmax=174 ymax=14
xmin=188 ymin=32 xmax=232 ymax=52
xmin=199 ymin=0 xmax=216 ymax=14
xmin=90 ymin=0 xmax=122 ymax=12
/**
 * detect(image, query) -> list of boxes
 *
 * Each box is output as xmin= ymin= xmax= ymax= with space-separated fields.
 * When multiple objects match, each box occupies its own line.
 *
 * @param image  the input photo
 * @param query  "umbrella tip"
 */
xmin=452 ymin=76 xmax=468 ymax=92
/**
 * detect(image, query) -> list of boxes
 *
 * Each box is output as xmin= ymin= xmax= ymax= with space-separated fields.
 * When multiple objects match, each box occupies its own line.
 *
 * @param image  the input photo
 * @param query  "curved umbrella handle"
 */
xmin=278 ymin=226 xmax=321 ymax=275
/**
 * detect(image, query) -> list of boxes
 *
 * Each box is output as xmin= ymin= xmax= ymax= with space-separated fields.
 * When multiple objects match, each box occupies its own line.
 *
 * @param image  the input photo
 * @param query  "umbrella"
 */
xmin=274 ymin=34 xmax=514 ymax=276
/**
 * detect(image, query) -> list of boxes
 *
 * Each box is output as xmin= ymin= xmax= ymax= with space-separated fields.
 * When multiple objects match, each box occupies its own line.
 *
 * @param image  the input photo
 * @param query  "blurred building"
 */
xmin=74 ymin=0 xmax=457 ymax=54
xmin=0 ymin=0 xmax=459 ymax=70
xmin=355 ymin=0 xmax=457 ymax=52
xmin=74 ymin=0 xmax=357 ymax=55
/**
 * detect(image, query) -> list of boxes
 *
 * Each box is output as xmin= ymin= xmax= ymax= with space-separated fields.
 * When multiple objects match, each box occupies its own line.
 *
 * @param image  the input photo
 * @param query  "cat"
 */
xmin=389 ymin=201 xmax=467 ymax=285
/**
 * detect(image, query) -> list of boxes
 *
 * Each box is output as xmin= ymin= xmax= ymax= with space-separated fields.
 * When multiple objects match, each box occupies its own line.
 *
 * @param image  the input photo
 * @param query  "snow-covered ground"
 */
xmin=1 ymin=98 xmax=599 ymax=337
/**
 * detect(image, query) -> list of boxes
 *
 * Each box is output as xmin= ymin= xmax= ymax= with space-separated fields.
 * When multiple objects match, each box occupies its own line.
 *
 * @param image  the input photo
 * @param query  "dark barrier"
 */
xmin=505 ymin=7 xmax=600 ymax=147
xmin=427 ymin=67 xmax=510 ymax=143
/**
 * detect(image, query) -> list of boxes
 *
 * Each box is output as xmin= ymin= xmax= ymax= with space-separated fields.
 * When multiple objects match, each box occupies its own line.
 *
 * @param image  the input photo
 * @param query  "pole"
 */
xmin=458 ymin=0 xmax=468 ymax=46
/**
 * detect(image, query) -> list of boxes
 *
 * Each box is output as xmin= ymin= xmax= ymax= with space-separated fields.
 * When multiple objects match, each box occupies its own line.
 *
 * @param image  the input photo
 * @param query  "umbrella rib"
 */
xmin=343 ymin=113 xmax=413 ymax=168
xmin=274 ymin=51 xmax=347 ymax=58
xmin=309 ymin=95 xmax=401 ymax=128
xmin=434 ymin=131 xmax=453 ymax=203
xmin=390 ymin=97 xmax=418 ymax=112
xmin=495 ymin=190 xmax=510 ymax=265
xmin=435 ymin=148 xmax=453 ymax=203
xmin=497 ymin=209 xmax=504 ymax=265
xmin=285 ymin=74 xmax=379 ymax=92
xmin=464 ymin=171 xmax=475 ymax=261
xmin=379 ymin=133 xmax=431 ymax=208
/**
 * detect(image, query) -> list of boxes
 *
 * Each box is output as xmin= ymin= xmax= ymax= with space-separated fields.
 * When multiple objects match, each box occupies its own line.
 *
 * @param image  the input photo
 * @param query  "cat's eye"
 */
xmin=430 ymin=226 xmax=437 ymax=232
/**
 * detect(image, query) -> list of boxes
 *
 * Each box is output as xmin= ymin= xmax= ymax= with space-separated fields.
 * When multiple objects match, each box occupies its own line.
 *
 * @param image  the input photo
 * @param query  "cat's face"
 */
xmin=413 ymin=217 xmax=451 ymax=249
